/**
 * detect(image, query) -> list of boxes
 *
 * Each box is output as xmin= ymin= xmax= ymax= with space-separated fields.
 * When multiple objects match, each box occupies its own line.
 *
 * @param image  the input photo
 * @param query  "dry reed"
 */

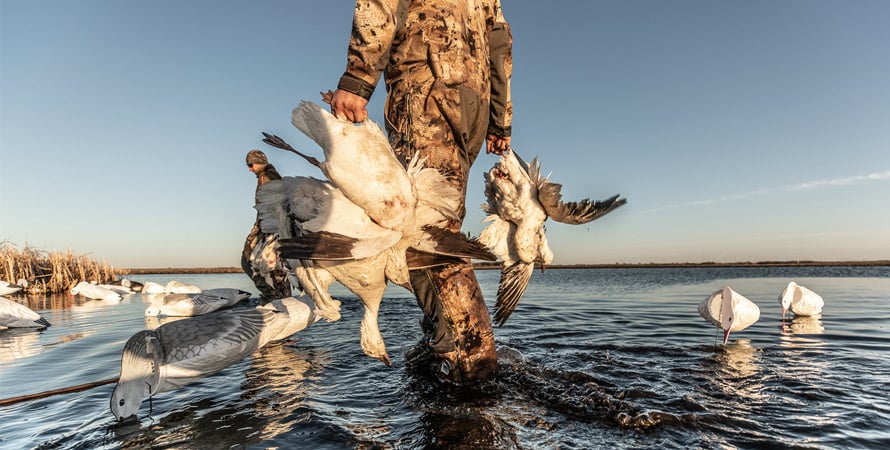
xmin=0 ymin=240 xmax=115 ymax=294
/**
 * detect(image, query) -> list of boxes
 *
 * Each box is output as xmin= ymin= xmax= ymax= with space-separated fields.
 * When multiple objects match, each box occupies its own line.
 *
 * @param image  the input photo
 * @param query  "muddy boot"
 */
xmin=410 ymin=263 xmax=497 ymax=384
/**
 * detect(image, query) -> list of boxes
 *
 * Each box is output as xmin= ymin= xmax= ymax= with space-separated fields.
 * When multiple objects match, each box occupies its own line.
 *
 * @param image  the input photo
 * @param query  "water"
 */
xmin=1 ymin=266 xmax=889 ymax=449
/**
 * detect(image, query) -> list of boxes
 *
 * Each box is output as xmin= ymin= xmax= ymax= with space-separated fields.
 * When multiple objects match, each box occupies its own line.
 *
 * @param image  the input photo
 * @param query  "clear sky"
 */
xmin=2 ymin=1 xmax=889 ymax=268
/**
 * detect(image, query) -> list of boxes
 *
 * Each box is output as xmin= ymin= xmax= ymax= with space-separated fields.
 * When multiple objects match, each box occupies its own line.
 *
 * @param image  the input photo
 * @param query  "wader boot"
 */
xmin=409 ymin=262 xmax=497 ymax=384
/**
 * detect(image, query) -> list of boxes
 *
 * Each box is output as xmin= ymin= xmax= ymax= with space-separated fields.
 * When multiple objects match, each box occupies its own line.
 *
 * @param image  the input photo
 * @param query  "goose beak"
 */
xmin=723 ymin=328 xmax=731 ymax=345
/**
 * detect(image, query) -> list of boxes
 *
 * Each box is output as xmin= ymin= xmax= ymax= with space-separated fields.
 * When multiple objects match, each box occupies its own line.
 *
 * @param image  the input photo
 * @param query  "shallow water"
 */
xmin=1 ymin=267 xmax=889 ymax=449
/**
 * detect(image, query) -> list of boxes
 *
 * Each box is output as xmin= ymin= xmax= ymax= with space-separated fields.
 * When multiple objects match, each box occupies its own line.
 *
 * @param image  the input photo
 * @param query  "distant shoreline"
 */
xmin=117 ymin=260 xmax=890 ymax=274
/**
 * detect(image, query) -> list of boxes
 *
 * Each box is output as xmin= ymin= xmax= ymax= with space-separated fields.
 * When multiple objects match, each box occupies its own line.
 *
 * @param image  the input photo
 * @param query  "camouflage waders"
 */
xmin=339 ymin=0 xmax=513 ymax=384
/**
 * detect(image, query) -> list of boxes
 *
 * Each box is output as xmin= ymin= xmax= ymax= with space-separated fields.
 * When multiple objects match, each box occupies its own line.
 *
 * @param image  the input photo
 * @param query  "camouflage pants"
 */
xmin=387 ymin=80 xmax=497 ymax=384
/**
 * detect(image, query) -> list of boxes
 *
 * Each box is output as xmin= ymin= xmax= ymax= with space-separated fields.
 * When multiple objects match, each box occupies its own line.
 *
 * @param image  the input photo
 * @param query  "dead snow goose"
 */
xmin=479 ymin=150 xmax=626 ymax=326
xmin=254 ymin=175 xmax=487 ymax=366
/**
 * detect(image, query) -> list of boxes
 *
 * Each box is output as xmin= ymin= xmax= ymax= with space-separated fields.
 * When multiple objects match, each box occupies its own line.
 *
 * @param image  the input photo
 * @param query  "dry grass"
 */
xmin=0 ymin=241 xmax=115 ymax=294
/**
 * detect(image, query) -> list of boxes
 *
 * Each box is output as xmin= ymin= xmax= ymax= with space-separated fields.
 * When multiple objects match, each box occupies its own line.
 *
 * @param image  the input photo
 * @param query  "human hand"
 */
xmin=329 ymin=89 xmax=369 ymax=123
xmin=486 ymin=134 xmax=511 ymax=155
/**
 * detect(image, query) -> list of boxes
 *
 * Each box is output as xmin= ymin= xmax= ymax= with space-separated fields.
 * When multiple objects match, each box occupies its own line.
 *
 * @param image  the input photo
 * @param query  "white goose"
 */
xmin=0 ymin=281 xmax=24 ymax=296
xmin=145 ymin=288 xmax=251 ymax=317
xmin=70 ymin=281 xmax=122 ymax=301
xmin=256 ymin=102 xmax=496 ymax=366
xmin=479 ymin=150 xmax=626 ymax=325
xmin=254 ymin=175 xmax=493 ymax=366
xmin=0 ymin=296 xmax=51 ymax=329
xmin=110 ymin=295 xmax=319 ymax=421
xmin=698 ymin=286 xmax=761 ymax=344
xmin=779 ymin=281 xmax=824 ymax=318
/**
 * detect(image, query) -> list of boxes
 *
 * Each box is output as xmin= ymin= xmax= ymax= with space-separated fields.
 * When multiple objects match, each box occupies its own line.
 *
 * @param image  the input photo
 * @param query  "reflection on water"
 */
xmin=703 ymin=340 xmax=765 ymax=407
xmin=0 ymin=328 xmax=45 ymax=363
xmin=781 ymin=315 xmax=825 ymax=336
xmin=1 ymin=270 xmax=889 ymax=449
xmin=143 ymin=315 xmax=188 ymax=330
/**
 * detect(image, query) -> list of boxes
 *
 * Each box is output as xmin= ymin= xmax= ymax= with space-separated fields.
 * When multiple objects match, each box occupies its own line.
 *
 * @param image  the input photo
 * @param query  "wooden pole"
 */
xmin=0 ymin=378 xmax=117 ymax=407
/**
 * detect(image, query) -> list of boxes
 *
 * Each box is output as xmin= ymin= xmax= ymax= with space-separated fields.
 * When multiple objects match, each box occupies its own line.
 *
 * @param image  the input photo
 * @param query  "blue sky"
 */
xmin=2 ymin=1 xmax=889 ymax=268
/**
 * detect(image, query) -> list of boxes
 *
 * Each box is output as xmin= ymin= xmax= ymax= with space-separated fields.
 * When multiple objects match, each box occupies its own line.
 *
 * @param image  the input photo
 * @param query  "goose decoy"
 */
xmin=110 ymin=296 xmax=318 ymax=421
xmin=0 ymin=281 xmax=24 ymax=296
xmin=0 ymin=296 xmax=51 ymax=329
xmin=70 ymin=281 xmax=121 ymax=301
xmin=479 ymin=150 xmax=626 ymax=325
xmin=698 ymin=286 xmax=760 ymax=344
xmin=144 ymin=288 xmax=251 ymax=317
xmin=778 ymin=281 xmax=824 ymax=318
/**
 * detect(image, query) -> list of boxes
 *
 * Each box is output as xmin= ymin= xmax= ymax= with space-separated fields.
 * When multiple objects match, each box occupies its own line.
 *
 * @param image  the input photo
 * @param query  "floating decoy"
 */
xmin=0 ymin=296 xmax=51 ymax=329
xmin=141 ymin=281 xmax=166 ymax=294
xmin=70 ymin=281 xmax=121 ymax=301
xmin=778 ymin=281 xmax=824 ymax=318
xmin=164 ymin=280 xmax=202 ymax=294
xmin=479 ymin=150 xmax=626 ymax=325
xmin=145 ymin=288 xmax=251 ymax=317
xmin=110 ymin=296 xmax=318 ymax=421
xmin=698 ymin=286 xmax=760 ymax=344
xmin=0 ymin=281 xmax=24 ymax=296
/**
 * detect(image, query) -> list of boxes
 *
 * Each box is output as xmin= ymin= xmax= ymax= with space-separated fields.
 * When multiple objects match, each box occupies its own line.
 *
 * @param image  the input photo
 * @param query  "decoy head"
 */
xmin=110 ymin=330 xmax=162 ymax=421
xmin=720 ymin=286 xmax=736 ymax=344
xmin=778 ymin=281 xmax=799 ymax=319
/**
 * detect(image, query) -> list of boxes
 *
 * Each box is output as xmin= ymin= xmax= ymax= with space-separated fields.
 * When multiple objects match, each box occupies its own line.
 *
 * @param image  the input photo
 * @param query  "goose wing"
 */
xmin=517 ymin=153 xmax=627 ymax=225
xmin=256 ymin=176 xmax=401 ymax=260
xmin=492 ymin=261 xmax=535 ymax=326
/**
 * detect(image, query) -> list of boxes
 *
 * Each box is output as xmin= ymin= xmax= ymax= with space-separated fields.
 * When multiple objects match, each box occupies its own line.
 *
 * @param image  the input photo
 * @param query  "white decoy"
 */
xmin=479 ymin=150 xmax=626 ymax=325
xmin=106 ymin=278 xmax=144 ymax=292
xmin=70 ymin=281 xmax=122 ymax=301
xmin=164 ymin=280 xmax=202 ymax=294
xmin=145 ymin=288 xmax=251 ymax=317
xmin=110 ymin=295 xmax=319 ymax=421
xmin=0 ymin=296 xmax=51 ymax=329
xmin=141 ymin=281 xmax=166 ymax=294
xmin=779 ymin=281 xmax=824 ymax=318
xmin=0 ymin=281 xmax=24 ymax=296
xmin=698 ymin=286 xmax=761 ymax=344
xmin=98 ymin=284 xmax=134 ymax=296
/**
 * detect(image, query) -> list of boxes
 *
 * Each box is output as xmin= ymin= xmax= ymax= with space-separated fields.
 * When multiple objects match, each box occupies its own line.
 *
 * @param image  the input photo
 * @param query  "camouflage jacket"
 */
xmin=337 ymin=0 xmax=513 ymax=138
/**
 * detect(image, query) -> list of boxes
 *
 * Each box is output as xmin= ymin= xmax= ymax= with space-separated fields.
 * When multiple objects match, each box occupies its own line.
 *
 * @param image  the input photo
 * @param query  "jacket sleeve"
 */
xmin=337 ymin=0 xmax=406 ymax=100
xmin=487 ymin=2 xmax=513 ymax=137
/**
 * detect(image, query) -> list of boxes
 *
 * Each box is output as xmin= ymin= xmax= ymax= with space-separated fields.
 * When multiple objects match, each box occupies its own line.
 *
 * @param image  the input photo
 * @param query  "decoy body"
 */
xmin=698 ymin=286 xmax=760 ymax=344
xmin=110 ymin=296 xmax=318 ymax=421
xmin=0 ymin=296 xmax=51 ymax=329
xmin=479 ymin=150 xmax=626 ymax=326
xmin=145 ymin=288 xmax=251 ymax=317
xmin=70 ymin=281 xmax=122 ymax=301
xmin=0 ymin=281 xmax=24 ymax=296
xmin=778 ymin=281 xmax=824 ymax=318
